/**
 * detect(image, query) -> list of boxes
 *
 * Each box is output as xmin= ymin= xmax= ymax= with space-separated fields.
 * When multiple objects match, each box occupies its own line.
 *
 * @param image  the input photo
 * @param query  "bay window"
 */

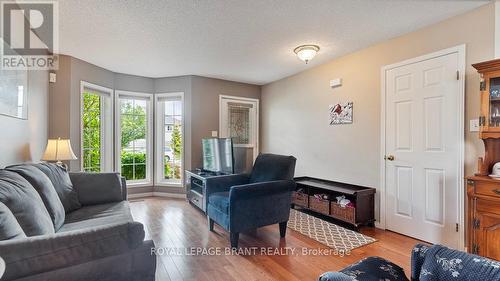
xmin=80 ymin=81 xmax=113 ymax=172
xmin=115 ymin=91 xmax=153 ymax=185
xmin=155 ymin=93 xmax=184 ymax=186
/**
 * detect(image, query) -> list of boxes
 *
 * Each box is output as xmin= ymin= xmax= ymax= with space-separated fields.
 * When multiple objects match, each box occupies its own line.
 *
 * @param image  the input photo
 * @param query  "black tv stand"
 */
xmin=185 ymin=169 xmax=231 ymax=212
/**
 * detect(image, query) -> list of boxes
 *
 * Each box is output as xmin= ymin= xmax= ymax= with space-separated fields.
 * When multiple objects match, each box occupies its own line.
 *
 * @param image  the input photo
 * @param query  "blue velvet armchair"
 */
xmin=206 ymin=154 xmax=297 ymax=248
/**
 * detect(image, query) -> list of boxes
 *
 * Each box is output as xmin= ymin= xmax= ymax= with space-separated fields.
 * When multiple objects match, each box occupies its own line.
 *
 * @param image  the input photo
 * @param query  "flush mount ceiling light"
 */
xmin=293 ymin=44 xmax=320 ymax=64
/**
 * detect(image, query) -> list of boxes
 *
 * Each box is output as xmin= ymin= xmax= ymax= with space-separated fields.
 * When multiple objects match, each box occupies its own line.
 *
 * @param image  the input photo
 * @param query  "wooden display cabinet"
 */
xmin=472 ymin=59 xmax=500 ymax=175
xmin=466 ymin=177 xmax=500 ymax=260
xmin=467 ymin=59 xmax=500 ymax=260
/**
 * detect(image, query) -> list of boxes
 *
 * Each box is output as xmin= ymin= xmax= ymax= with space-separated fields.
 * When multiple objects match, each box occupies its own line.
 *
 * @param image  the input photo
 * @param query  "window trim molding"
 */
xmin=154 ymin=92 xmax=185 ymax=187
xmin=114 ymin=90 xmax=154 ymax=187
xmin=219 ymin=95 xmax=260 ymax=160
xmin=80 ymin=81 xmax=114 ymax=172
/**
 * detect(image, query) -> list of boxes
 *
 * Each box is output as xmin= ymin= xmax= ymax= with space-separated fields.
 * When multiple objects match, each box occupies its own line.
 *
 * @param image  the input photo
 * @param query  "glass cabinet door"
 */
xmin=489 ymin=77 xmax=500 ymax=127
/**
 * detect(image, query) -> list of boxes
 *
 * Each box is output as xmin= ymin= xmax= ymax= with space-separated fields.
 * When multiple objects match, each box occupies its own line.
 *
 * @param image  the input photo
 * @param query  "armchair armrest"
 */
xmin=318 ymin=272 xmax=354 ymax=281
xmin=69 ymin=172 xmax=125 ymax=205
xmin=229 ymin=180 xmax=296 ymax=201
xmin=0 ymin=222 xmax=146 ymax=280
xmin=411 ymin=243 xmax=430 ymax=280
xmin=228 ymin=180 xmax=296 ymax=232
xmin=205 ymin=173 xmax=249 ymax=198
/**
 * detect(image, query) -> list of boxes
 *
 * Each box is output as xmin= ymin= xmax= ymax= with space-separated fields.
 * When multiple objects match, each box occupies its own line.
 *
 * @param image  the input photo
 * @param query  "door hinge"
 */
xmin=479 ymin=116 xmax=486 ymax=127
xmin=480 ymin=74 xmax=486 ymax=91
xmin=472 ymin=243 xmax=480 ymax=254
xmin=456 ymin=70 xmax=460 ymax=80
xmin=455 ymin=223 xmax=459 ymax=232
xmin=473 ymin=218 xmax=480 ymax=229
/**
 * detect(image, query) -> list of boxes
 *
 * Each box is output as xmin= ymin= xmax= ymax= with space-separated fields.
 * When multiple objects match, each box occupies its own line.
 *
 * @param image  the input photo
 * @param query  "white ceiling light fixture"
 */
xmin=293 ymin=45 xmax=320 ymax=64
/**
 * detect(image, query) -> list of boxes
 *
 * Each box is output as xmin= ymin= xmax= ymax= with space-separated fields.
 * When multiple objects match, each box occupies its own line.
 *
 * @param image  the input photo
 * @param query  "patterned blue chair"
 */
xmin=319 ymin=244 xmax=500 ymax=281
xmin=206 ymin=153 xmax=296 ymax=248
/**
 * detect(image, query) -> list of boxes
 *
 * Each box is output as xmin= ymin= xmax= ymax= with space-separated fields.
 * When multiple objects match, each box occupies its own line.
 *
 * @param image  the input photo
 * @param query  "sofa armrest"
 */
xmin=411 ymin=243 xmax=430 ymax=280
xmin=121 ymin=176 xmax=128 ymax=200
xmin=69 ymin=172 xmax=124 ymax=206
xmin=0 ymin=221 xmax=146 ymax=280
xmin=229 ymin=180 xmax=296 ymax=201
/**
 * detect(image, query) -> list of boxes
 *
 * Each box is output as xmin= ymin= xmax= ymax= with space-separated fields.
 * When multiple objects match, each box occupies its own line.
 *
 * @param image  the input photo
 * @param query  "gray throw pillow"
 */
xmin=0 ymin=170 xmax=55 ymax=236
xmin=70 ymin=172 xmax=123 ymax=205
xmin=7 ymin=164 xmax=66 ymax=231
xmin=33 ymin=163 xmax=81 ymax=213
xmin=0 ymin=202 xmax=26 ymax=240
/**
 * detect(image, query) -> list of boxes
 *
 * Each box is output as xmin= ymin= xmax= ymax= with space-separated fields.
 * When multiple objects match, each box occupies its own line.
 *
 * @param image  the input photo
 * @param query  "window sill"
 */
xmin=126 ymin=181 xmax=153 ymax=188
xmin=155 ymin=182 xmax=184 ymax=188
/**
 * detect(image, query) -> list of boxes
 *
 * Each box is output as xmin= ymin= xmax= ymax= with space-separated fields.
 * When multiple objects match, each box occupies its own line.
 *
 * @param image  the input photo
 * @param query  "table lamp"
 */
xmin=0 ymin=256 xmax=5 ymax=279
xmin=41 ymin=138 xmax=77 ymax=165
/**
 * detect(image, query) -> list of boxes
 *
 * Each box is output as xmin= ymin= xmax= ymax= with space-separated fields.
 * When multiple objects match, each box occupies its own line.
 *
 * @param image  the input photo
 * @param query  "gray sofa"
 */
xmin=0 ymin=163 xmax=156 ymax=281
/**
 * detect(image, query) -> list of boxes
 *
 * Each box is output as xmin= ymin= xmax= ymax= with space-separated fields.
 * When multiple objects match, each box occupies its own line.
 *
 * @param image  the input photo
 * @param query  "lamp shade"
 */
xmin=41 ymin=138 xmax=77 ymax=161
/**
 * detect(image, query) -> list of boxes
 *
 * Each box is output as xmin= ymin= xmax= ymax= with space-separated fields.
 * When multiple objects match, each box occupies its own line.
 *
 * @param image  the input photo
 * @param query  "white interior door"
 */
xmin=384 ymin=50 xmax=463 ymax=248
xmin=219 ymin=95 xmax=259 ymax=173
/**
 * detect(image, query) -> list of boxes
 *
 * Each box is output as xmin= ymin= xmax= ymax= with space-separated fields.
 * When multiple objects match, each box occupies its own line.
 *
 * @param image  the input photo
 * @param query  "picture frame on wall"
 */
xmin=0 ymin=68 xmax=28 ymax=120
xmin=329 ymin=102 xmax=353 ymax=125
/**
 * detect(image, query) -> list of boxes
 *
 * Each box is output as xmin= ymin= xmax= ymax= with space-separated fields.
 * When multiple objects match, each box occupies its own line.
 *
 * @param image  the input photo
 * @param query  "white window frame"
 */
xmin=80 ymin=81 xmax=114 ymax=172
xmin=115 ymin=90 xmax=154 ymax=187
xmin=154 ymin=92 xmax=185 ymax=187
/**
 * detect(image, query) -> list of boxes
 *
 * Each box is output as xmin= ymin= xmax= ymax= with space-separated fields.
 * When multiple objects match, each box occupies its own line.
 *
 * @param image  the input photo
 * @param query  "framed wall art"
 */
xmin=329 ymin=102 xmax=352 ymax=125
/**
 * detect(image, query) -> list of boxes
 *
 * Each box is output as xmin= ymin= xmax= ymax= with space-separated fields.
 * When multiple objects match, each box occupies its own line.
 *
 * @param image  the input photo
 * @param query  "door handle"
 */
xmin=384 ymin=155 xmax=395 ymax=161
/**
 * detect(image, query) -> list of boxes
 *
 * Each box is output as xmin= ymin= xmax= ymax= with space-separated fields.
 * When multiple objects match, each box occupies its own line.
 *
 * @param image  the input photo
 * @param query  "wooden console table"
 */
xmin=292 ymin=177 xmax=376 ymax=228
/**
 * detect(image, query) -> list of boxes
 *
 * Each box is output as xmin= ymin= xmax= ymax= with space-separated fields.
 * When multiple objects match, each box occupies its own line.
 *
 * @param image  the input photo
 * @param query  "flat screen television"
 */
xmin=202 ymin=138 xmax=234 ymax=174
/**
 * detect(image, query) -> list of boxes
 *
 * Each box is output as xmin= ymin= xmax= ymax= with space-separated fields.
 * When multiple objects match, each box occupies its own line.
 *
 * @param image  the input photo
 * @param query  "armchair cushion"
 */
xmin=33 ymin=163 xmax=81 ymax=212
xmin=205 ymin=173 xmax=249 ymax=208
xmin=0 ymin=202 xmax=26 ymax=240
xmin=208 ymin=192 xmax=229 ymax=214
xmin=249 ymin=154 xmax=296 ymax=183
xmin=7 ymin=164 xmax=66 ymax=230
xmin=0 ymin=170 xmax=55 ymax=236
xmin=69 ymin=172 xmax=123 ymax=206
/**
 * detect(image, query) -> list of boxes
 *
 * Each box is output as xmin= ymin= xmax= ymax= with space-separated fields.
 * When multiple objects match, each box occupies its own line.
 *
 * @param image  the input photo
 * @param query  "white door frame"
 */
xmin=379 ymin=45 xmax=466 ymax=249
xmin=219 ymin=95 xmax=260 ymax=161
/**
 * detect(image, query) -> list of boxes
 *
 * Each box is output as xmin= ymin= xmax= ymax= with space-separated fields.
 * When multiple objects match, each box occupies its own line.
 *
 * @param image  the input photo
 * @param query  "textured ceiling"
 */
xmin=58 ymin=0 xmax=489 ymax=85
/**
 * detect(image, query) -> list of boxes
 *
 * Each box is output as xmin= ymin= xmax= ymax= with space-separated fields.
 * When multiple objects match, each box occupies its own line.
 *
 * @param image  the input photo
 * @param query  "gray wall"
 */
xmin=49 ymin=56 xmax=261 ymax=194
xmin=0 ymin=70 xmax=48 ymax=167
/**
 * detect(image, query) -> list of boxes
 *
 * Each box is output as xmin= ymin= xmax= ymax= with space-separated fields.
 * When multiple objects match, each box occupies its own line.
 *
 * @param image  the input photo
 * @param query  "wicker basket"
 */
xmin=330 ymin=202 xmax=356 ymax=224
xmin=309 ymin=196 xmax=329 ymax=215
xmin=292 ymin=191 xmax=308 ymax=207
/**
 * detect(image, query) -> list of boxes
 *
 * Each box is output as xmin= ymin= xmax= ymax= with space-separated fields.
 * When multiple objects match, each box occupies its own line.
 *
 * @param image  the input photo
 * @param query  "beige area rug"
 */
xmin=287 ymin=209 xmax=377 ymax=251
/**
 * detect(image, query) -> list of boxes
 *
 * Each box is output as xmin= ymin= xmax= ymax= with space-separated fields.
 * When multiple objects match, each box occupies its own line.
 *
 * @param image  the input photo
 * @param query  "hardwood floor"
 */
xmin=129 ymin=197 xmax=424 ymax=281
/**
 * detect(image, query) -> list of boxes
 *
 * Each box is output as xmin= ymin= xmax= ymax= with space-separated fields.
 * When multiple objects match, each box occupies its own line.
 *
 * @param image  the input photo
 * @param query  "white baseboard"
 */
xmin=128 ymin=192 xmax=187 ymax=199
xmin=152 ymin=192 xmax=186 ymax=199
